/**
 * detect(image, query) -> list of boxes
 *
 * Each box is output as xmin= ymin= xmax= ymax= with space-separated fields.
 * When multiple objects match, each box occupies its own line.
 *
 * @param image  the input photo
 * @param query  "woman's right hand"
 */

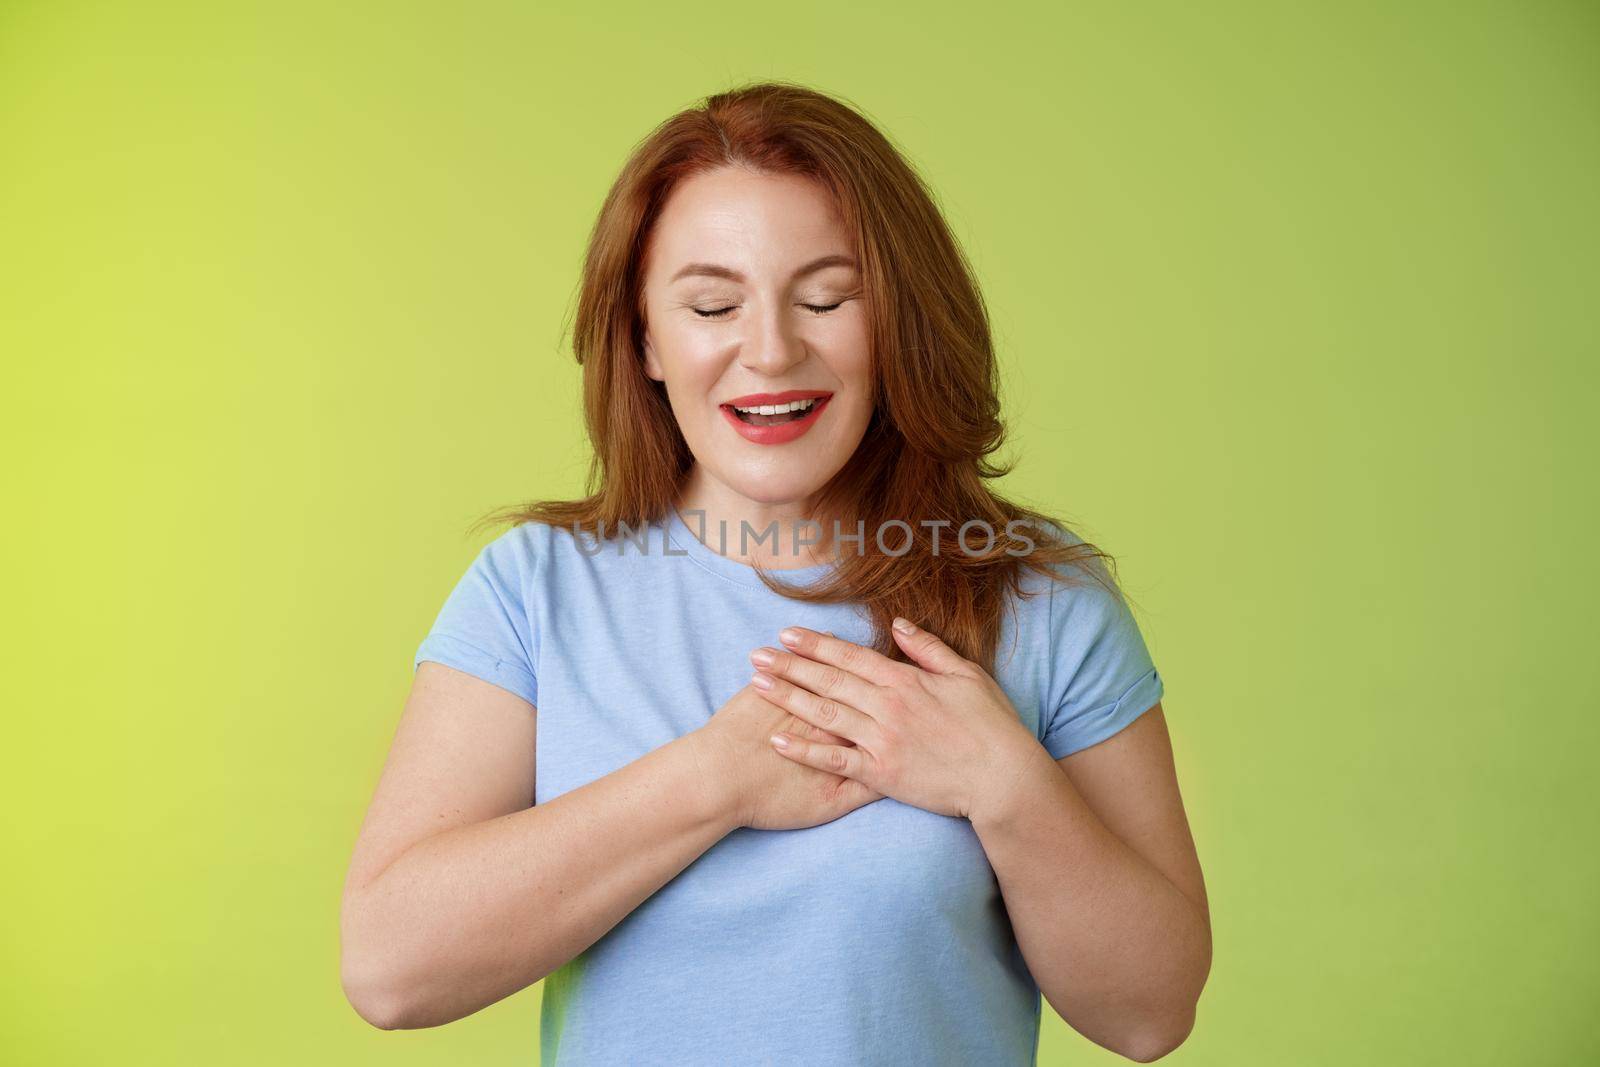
xmin=692 ymin=683 xmax=884 ymax=830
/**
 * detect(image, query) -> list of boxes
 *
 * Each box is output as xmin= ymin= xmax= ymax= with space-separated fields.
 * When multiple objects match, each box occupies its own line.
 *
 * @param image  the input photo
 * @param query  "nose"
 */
xmin=738 ymin=299 xmax=808 ymax=376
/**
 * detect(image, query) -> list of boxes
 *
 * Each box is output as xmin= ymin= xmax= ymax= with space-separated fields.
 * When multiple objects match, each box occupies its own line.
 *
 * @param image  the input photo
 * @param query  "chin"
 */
xmin=719 ymin=473 xmax=830 ymax=507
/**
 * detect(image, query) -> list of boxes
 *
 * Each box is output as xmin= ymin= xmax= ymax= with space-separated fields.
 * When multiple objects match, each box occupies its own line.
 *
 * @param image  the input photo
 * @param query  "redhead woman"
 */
xmin=340 ymin=81 xmax=1211 ymax=1065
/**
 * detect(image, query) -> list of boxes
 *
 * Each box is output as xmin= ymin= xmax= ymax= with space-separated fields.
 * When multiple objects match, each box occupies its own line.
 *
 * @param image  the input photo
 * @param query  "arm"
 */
xmin=969 ymin=702 xmax=1211 ymax=1062
xmin=339 ymin=661 xmax=738 ymax=1030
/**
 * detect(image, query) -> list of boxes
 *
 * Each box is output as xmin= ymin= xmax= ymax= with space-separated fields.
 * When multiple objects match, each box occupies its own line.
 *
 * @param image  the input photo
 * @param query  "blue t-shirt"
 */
xmin=413 ymin=508 xmax=1164 ymax=1065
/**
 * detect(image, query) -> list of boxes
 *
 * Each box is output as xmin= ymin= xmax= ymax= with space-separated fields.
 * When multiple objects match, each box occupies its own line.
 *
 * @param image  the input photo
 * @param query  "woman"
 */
xmin=340 ymin=81 xmax=1211 ymax=1064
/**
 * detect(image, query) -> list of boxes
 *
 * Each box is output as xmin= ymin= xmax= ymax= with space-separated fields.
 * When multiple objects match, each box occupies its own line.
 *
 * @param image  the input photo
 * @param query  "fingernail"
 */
xmin=778 ymin=628 xmax=802 ymax=647
xmin=892 ymin=617 xmax=915 ymax=634
xmin=750 ymin=647 xmax=776 ymax=667
xmin=751 ymin=671 xmax=774 ymax=689
xmin=770 ymin=734 xmax=789 ymax=749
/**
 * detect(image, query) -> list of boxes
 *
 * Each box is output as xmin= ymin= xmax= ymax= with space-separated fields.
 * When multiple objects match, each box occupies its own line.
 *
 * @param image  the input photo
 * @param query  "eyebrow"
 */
xmin=668 ymin=253 xmax=858 ymax=285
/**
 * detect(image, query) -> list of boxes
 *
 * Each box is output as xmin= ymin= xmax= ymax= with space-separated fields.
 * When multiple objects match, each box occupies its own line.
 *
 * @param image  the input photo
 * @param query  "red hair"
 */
xmin=475 ymin=80 xmax=1123 ymax=672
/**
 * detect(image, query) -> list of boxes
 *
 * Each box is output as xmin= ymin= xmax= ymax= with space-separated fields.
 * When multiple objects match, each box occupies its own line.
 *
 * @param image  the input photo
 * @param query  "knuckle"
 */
xmin=818 ymin=664 xmax=846 ymax=692
xmin=875 ymin=719 xmax=901 ymax=750
xmin=825 ymin=747 xmax=849 ymax=772
xmin=815 ymin=698 xmax=841 ymax=725
xmin=875 ymin=688 xmax=907 ymax=716
xmin=887 ymin=661 xmax=918 ymax=685
xmin=826 ymin=775 xmax=855 ymax=805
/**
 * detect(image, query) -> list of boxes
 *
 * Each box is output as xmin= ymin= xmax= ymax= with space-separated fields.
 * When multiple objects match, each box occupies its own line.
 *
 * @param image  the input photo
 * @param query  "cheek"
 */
xmin=653 ymin=336 xmax=725 ymax=400
xmin=809 ymin=314 xmax=871 ymax=379
xmin=835 ymin=353 xmax=874 ymax=414
xmin=830 ymin=318 xmax=873 ymax=388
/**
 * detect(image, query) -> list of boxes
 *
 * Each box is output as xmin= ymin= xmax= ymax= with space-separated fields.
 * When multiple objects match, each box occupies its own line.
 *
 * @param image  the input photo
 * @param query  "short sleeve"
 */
xmin=413 ymin=528 xmax=539 ymax=708
xmin=1039 ymin=556 xmax=1164 ymax=759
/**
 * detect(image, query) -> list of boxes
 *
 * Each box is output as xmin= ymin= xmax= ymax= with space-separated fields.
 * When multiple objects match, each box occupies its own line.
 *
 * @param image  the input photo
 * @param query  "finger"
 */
xmin=889 ymin=617 xmax=974 ymax=676
xmin=789 ymin=719 xmax=852 ymax=747
xmin=751 ymin=645 xmax=879 ymax=713
xmin=743 ymin=681 xmax=851 ymax=746
xmin=837 ymin=776 xmax=885 ymax=810
xmin=776 ymin=626 xmax=904 ymax=686
xmin=769 ymin=730 xmax=870 ymax=781
xmin=751 ymin=671 xmax=875 ymax=745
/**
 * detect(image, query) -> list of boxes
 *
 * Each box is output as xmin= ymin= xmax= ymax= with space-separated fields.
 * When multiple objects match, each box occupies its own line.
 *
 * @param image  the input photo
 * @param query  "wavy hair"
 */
xmin=473 ymin=80 xmax=1128 ymax=673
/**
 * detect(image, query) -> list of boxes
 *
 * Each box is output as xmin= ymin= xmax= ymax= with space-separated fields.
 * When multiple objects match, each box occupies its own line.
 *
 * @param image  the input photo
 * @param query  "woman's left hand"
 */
xmin=748 ymin=618 xmax=1047 ymax=822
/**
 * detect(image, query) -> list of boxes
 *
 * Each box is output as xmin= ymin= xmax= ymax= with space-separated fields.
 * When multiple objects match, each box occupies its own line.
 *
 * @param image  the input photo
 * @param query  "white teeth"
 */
xmin=732 ymin=398 xmax=819 ymax=415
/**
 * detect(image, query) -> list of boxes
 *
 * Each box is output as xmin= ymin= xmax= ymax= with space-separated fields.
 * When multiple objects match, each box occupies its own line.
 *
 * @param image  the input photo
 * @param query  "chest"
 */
xmin=527 ymin=553 xmax=1050 ymax=808
xmin=523 ymin=552 xmax=1053 ymax=974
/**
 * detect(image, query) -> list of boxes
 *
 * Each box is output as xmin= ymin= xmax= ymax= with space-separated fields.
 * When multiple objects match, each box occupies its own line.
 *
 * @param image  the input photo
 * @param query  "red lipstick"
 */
xmin=719 ymin=390 xmax=833 ymax=446
xmin=721 ymin=389 xmax=833 ymax=407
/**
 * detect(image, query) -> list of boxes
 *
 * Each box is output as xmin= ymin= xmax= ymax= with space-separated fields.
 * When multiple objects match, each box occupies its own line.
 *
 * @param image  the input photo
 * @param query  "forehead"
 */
xmin=645 ymin=166 xmax=851 ymax=276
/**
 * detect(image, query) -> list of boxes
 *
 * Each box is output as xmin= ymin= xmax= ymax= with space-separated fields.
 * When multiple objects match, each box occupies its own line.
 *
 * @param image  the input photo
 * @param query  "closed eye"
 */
xmin=691 ymin=301 xmax=845 ymax=320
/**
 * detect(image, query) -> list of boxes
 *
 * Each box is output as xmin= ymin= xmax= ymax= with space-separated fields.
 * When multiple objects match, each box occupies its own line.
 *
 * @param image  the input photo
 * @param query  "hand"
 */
xmin=748 ymin=618 xmax=1047 ymax=822
xmin=691 ymin=682 xmax=884 ymax=831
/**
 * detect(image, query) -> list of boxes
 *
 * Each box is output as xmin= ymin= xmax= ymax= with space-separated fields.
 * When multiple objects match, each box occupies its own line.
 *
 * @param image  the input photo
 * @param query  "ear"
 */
xmin=641 ymin=333 xmax=664 ymax=382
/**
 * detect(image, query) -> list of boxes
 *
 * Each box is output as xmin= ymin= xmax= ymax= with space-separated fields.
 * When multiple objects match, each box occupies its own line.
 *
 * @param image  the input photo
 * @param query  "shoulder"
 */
xmin=479 ymin=517 xmax=586 ymax=565
xmin=1002 ymin=517 xmax=1148 ymax=676
xmin=464 ymin=520 xmax=566 ymax=597
xmin=1007 ymin=519 xmax=1164 ymax=756
xmin=1009 ymin=517 xmax=1120 ymax=607
xmin=477 ymin=520 xmax=545 ymax=567
xmin=477 ymin=516 xmax=665 ymax=583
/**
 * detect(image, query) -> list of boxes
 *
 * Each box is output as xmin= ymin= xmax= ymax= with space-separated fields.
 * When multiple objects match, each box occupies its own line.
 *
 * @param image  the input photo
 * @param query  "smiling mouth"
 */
xmin=723 ymin=397 xmax=826 ymax=426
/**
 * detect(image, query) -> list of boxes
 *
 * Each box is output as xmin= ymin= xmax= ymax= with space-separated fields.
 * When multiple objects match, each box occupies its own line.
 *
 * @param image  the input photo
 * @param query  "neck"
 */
xmin=674 ymin=467 xmax=840 ymax=570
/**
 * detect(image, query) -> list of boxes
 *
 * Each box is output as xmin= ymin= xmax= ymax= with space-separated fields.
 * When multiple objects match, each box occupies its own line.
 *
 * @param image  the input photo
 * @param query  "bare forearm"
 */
xmin=970 ymin=746 xmax=1211 ymax=1060
xmin=341 ymin=731 xmax=738 ymax=1029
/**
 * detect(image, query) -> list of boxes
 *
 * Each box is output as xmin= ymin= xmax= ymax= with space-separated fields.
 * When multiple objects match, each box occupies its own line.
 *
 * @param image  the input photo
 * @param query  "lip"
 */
xmin=721 ymin=389 xmax=834 ymax=407
xmin=719 ymin=392 xmax=832 ymax=446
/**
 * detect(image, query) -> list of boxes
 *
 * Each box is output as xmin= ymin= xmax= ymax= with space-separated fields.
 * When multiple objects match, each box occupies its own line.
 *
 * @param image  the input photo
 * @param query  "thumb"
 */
xmin=890 ymin=617 xmax=971 ymax=675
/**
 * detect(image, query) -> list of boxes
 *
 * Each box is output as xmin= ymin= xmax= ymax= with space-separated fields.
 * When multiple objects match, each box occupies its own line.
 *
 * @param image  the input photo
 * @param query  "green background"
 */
xmin=3 ymin=1 xmax=1595 ymax=1063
